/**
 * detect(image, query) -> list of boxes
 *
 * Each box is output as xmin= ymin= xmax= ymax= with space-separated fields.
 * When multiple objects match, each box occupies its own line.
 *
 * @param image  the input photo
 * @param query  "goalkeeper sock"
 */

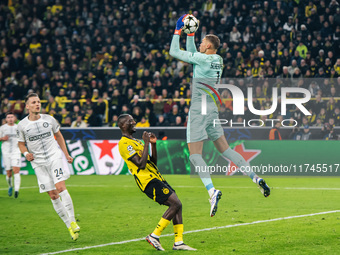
xmin=51 ymin=198 xmax=71 ymax=228
xmin=14 ymin=173 xmax=21 ymax=192
xmin=59 ymin=190 xmax=76 ymax=222
xmin=151 ymin=217 xmax=170 ymax=238
xmin=173 ymin=224 xmax=184 ymax=245
xmin=222 ymin=147 xmax=258 ymax=182
xmin=189 ymin=154 xmax=215 ymax=195
xmin=6 ymin=175 xmax=12 ymax=187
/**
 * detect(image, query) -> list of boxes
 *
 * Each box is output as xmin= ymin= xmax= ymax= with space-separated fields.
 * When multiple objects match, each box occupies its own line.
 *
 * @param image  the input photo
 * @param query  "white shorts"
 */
xmin=34 ymin=159 xmax=70 ymax=193
xmin=2 ymin=153 xmax=21 ymax=170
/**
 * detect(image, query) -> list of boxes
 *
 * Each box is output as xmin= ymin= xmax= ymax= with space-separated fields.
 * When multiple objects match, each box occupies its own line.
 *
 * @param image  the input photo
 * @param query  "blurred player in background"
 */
xmin=170 ymin=15 xmax=270 ymax=217
xmin=118 ymin=114 xmax=196 ymax=251
xmin=0 ymin=112 xmax=21 ymax=198
xmin=17 ymin=93 xmax=80 ymax=241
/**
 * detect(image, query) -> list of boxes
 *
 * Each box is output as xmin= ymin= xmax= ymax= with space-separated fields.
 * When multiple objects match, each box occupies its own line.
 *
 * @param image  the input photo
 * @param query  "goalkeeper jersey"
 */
xmin=170 ymin=35 xmax=223 ymax=105
xmin=118 ymin=136 xmax=165 ymax=191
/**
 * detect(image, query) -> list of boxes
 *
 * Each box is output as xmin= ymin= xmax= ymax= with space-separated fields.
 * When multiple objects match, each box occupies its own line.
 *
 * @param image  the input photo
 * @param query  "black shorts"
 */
xmin=144 ymin=179 xmax=175 ymax=205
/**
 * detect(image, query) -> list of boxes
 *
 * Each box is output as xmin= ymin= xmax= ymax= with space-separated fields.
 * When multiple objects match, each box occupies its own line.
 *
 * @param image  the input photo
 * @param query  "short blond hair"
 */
xmin=205 ymin=34 xmax=220 ymax=50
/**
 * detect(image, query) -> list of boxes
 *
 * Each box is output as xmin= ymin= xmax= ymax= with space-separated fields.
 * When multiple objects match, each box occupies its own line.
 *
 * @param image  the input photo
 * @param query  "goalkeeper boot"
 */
xmin=71 ymin=221 xmax=80 ymax=234
xmin=146 ymin=234 xmax=165 ymax=251
xmin=173 ymin=243 xmax=197 ymax=251
xmin=68 ymin=227 xmax=79 ymax=241
xmin=256 ymin=178 xmax=270 ymax=197
xmin=209 ymin=189 xmax=222 ymax=217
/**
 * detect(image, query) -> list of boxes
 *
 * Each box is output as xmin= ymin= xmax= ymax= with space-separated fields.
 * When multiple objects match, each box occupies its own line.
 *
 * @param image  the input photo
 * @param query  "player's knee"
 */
xmin=49 ymin=194 xmax=59 ymax=200
xmin=48 ymin=190 xmax=59 ymax=200
xmin=56 ymin=186 xmax=66 ymax=193
xmin=55 ymin=181 xmax=66 ymax=193
xmin=174 ymin=199 xmax=182 ymax=211
xmin=13 ymin=168 xmax=20 ymax=174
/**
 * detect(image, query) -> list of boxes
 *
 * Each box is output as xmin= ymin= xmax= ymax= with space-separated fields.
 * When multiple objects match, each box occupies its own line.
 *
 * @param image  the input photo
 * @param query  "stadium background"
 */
xmin=0 ymin=0 xmax=340 ymax=133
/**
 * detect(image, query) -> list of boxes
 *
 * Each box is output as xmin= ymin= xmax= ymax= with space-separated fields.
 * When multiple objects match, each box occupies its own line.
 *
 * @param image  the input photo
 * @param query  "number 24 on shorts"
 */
xmin=54 ymin=168 xmax=64 ymax=178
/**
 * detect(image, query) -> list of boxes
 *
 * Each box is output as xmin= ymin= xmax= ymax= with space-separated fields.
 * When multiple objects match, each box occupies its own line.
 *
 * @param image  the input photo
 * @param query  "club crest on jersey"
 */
xmin=43 ymin=122 xmax=49 ymax=128
xmin=162 ymin=187 xmax=169 ymax=194
xmin=40 ymin=184 xmax=45 ymax=190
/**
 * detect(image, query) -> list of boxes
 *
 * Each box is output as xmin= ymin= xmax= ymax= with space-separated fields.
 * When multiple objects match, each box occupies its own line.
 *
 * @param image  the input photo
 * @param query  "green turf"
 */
xmin=1 ymin=175 xmax=339 ymax=255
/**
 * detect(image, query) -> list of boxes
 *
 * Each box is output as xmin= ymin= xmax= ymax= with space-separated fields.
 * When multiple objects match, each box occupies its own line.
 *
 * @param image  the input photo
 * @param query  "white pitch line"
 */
xmin=281 ymin=187 xmax=340 ymax=191
xmin=0 ymin=185 xmax=109 ymax=191
xmin=174 ymin=186 xmax=340 ymax=190
xmin=40 ymin=210 xmax=340 ymax=255
xmin=66 ymin=184 xmax=109 ymax=187
xmin=125 ymin=185 xmax=340 ymax=191
xmin=0 ymin=186 xmax=37 ymax=191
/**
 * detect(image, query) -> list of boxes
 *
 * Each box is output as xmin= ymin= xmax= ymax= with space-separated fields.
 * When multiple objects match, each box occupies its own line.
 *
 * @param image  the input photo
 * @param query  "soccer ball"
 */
xmin=182 ymin=15 xmax=199 ymax=34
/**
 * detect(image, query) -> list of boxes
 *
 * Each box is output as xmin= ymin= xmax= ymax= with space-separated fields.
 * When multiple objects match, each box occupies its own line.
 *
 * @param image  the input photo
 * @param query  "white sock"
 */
xmin=208 ymin=188 xmax=215 ymax=198
xmin=51 ymin=198 xmax=71 ymax=228
xmin=59 ymin=190 xmax=76 ymax=222
xmin=14 ymin=173 xmax=21 ymax=192
xmin=175 ymin=241 xmax=184 ymax=245
xmin=6 ymin=176 xmax=12 ymax=187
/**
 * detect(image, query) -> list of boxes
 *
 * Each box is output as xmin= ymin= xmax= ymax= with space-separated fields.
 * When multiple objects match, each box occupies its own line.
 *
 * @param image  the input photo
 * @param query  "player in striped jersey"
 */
xmin=17 ymin=93 xmax=80 ymax=241
xmin=0 ymin=112 xmax=21 ymax=198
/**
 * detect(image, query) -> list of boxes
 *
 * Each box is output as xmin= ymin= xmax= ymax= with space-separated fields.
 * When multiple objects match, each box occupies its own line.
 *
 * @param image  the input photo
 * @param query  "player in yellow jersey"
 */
xmin=118 ymin=114 xmax=195 ymax=251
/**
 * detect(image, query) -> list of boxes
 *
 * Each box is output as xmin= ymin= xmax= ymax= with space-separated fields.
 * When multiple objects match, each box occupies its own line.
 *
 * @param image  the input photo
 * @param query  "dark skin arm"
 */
xmin=149 ymin=132 xmax=157 ymax=165
xmin=129 ymin=131 xmax=150 ymax=169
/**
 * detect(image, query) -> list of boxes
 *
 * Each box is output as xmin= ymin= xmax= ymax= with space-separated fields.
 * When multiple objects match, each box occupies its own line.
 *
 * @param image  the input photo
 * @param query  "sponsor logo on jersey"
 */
xmin=162 ymin=187 xmax=169 ymax=194
xmin=28 ymin=132 xmax=51 ymax=141
xmin=43 ymin=122 xmax=49 ymax=128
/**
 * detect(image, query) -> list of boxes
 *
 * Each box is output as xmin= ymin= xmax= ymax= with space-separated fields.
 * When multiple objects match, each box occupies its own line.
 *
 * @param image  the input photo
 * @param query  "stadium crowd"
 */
xmin=0 ymin=0 xmax=340 ymax=133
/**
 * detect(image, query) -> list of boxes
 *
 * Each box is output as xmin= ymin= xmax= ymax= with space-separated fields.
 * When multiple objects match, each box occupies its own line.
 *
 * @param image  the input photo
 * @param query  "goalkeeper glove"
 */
xmin=174 ymin=14 xmax=188 ymax=35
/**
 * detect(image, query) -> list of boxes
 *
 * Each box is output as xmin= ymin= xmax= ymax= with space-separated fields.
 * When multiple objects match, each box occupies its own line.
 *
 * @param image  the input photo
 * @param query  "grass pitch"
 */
xmin=1 ymin=175 xmax=339 ymax=255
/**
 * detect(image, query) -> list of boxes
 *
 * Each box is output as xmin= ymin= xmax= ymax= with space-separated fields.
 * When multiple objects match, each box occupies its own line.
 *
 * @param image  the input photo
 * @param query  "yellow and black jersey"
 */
xmin=118 ymin=136 xmax=165 ymax=191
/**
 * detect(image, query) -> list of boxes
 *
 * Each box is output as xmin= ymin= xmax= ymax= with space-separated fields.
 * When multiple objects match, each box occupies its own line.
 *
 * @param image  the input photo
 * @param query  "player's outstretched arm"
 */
xmin=55 ymin=131 xmax=73 ymax=164
xmin=186 ymin=33 xmax=197 ymax=53
xmin=130 ymin=131 xmax=150 ymax=169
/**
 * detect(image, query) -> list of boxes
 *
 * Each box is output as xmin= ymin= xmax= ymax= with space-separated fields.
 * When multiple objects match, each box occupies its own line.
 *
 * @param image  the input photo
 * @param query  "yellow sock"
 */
xmin=173 ymin=224 xmax=184 ymax=243
xmin=152 ymin=217 xmax=170 ymax=237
